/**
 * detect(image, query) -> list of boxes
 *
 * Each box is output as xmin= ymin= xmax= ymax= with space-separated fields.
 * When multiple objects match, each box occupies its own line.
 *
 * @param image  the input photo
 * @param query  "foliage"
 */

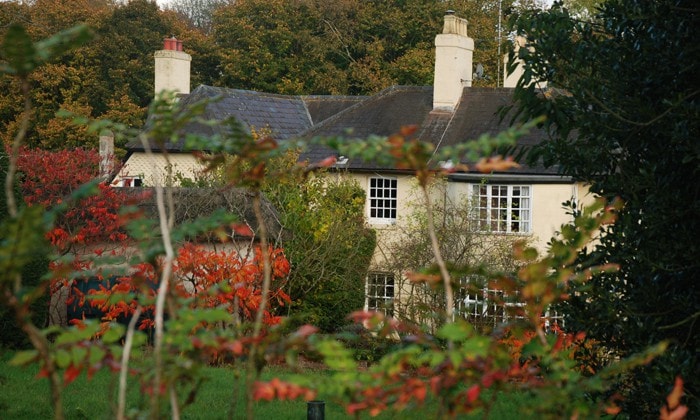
xmin=0 ymin=0 xmax=169 ymax=150
xmin=14 ymin=146 xmax=139 ymax=256
xmin=262 ymin=151 xmax=376 ymax=333
xmin=381 ymin=178 xmax=528 ymax=332
xmin=2 ymin=19 xmax=691 ymax=420
xmin=506 ymin=0 xmax=699 ymax=415
xmin=69 ymin=243 xmax=291 ymax=331
xmin=0 ymin=0 xmax=551 ymax=152
xmin=0 ymin=145 xmax=50 ymax=349
xmin=211 ymin=0 xmax=511 ymax=95
xmin=261 ymin=200 xmax=684 ymax=419
xmin=165 ymin=0 xmax=226 ymax=33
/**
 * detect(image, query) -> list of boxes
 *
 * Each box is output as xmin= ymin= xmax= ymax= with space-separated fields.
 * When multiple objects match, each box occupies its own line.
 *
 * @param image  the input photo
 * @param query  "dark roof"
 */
xmin=128 ymin=85 xmax=558 ymax=176
xmin=299 ymin=86 xmax=558 ymax=175
xmin=127 ymin=86 xmax=361 ymax=152
xmin=303 ymin=95 xmax=368 ymax=124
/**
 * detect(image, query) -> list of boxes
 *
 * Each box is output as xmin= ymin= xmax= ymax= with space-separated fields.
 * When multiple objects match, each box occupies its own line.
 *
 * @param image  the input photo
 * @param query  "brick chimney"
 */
xmin=154 ymin=36 xmax=191 ymax=96
xmin=433 ymin=11 xmax=474 ymax=111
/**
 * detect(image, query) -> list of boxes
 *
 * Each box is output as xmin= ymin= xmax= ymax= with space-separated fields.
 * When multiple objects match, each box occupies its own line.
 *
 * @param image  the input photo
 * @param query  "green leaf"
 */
xmin=0 ymin=24 xmax=36 ymax=76
xmin=102 ymin=324 xmax=126 ymax=344
xmin=437 ymin=321 xmax=472 ymax=342
xmin=316 ymin=339 xmax=356 ymax=371
xmin=71 ymin=346 xmax=88 ymax=366
xmin=55 ymin=322 xmax=100 ymax=345
xmin=55 ymin=349 xmax=71 ymax=368
xmin=89 ymin=347 xmax=106 ymax=366
xmin=9 ymin=350 xmax=39 ymax=366
xmin=460 ymin=336 xmax=491 ymax=360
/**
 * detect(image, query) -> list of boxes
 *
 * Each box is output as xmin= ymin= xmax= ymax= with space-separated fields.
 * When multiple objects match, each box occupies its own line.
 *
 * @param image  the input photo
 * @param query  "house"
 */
xmin=115 ymin=12 xmax=592 ymax=323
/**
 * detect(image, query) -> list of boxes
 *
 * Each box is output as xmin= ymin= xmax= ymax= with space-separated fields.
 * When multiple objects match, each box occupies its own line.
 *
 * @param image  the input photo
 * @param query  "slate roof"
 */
xmin=126 ymin=85 xmax=363 ymax=152
xmin=127 ymin=84 xmax=560 ymax=177
xmin=299 ymin=86 xmax=560 ymax=176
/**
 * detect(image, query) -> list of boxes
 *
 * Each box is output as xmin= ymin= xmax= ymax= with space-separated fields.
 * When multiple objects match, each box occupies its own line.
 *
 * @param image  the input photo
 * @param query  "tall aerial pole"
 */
xmin=497 ymin=0 xmax=503 ymax=87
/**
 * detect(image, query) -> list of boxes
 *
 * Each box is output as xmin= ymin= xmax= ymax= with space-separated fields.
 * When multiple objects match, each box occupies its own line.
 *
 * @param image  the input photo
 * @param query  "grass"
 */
xmin=0 ymin=350 xmax=533 ymax=419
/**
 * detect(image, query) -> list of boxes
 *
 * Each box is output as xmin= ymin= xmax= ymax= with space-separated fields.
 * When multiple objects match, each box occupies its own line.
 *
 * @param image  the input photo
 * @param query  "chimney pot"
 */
xmin=163 ymin=36 xmax=183 ymax=51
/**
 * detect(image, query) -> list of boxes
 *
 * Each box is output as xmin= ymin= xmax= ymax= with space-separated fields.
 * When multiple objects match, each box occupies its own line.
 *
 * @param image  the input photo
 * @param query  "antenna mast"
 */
xmin=497 ymin=0 xmax=503 ymax=87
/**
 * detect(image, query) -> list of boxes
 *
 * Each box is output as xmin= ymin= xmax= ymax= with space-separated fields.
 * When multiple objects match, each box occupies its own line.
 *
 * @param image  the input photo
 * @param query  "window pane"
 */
xmin=369 ymin=177 xmax=397 ymax=222
xmin=472 ymin=184 xmax=532 ymax=233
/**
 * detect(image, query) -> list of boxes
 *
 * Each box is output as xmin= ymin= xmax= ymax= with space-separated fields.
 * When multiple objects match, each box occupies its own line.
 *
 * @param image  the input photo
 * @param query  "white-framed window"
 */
xmin=366 ymin=272 xmax=395 ymax=316
xmin=472 ymin=184 xmax=531 ymax=233
xmin=116 ymin=176 xmax=143 ymax=187
xmin=455 ymin=277 xmax=563 ymax=331
xmin=368 ymin=177 xmax=397 ymax=223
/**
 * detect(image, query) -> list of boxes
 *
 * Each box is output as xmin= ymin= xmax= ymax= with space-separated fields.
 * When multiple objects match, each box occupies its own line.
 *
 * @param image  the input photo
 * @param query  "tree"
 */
xmin=260 ymin=152 xmax=376 ymax=332
xmin=381 ymin=179 xmax=528 ymax=332
xmin=211 ymin=0 xmax=511 ymax=95
xmin=165 ymin=0 xmax=226 ymax=33
xmin=15 ymin=147 xmax=135 ymax=256
xmin=0 ymin=0 xmax=149 ymax=150
xmin=1 ymin=145 xmax=50 ymax=349
xmin=507 ymin=0 xmax=699 ymax=415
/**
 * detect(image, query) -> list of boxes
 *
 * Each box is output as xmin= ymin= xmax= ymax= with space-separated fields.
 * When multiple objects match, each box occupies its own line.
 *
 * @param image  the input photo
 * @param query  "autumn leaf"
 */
xmin=64 ymin=364 xmax=82 ymax=385
xmin=474 ymin=156 xmax=520 ymax=173
xmin=231 ymin=223 xmax=254 ymax=237
xmin=466 ymin=384 xmax=480 ymax=403
xmin=660 ymin=376 xmax=688 ymax=420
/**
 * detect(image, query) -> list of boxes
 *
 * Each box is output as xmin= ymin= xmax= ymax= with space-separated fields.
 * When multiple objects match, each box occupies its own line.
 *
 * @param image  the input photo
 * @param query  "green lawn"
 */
xmin=0 ymin=350 xmax=532 ymax=419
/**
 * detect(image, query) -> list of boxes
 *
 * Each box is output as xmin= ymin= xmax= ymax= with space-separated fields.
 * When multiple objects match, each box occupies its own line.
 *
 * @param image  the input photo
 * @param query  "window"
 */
xmin=366 ymin=272 xmax=394 ymax=316
xmin=369 ymin=177 xmax=397 ymax=223
xmin=472 ymin=184 xmax=531 ymax=233
xmin=117 ymin=176 xmax=143 ymax=187
xmin=455 ymin=277 xmax=563 ymax=331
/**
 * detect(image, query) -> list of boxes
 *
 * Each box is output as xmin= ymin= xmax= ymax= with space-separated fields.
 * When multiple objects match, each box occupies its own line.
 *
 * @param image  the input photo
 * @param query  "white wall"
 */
xmin=115 ymin=152 xmax=204 ymax=187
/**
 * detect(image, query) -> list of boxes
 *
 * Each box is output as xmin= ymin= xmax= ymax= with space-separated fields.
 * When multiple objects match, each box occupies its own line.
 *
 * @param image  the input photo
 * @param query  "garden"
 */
xmin=1 ymin=0 xmax=697 ymax=418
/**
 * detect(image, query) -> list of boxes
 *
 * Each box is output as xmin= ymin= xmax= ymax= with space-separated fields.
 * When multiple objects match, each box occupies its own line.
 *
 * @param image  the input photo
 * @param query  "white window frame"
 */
xmin=365 ymin=272 xmax=395 ymax=316
xmin=368 ymin=177 xmax=397 ymax=224
xmin=472 ymin=184 xmax=531 ymax=233
xmin=455 ymin=277 xmax=564 ymax=330
xmin=116 ymin=176 xmax=143 ymax=187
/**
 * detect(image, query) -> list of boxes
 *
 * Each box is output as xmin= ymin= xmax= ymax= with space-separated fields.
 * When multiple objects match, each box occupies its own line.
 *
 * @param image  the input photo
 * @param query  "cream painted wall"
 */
xmin=344 ymin=172 xmax=589 ymax=261
xmin=115 ymin=152 xmax=204 ymax=187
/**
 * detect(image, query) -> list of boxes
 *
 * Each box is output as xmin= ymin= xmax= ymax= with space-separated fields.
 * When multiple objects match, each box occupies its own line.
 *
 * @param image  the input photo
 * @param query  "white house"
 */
xmin=115 ymin=12 xmax=593 ymax=323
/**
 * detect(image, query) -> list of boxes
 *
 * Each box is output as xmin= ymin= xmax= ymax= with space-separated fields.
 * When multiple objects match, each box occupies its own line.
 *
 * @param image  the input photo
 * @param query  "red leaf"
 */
xmin=36 ymin=367 xmax=50 ymax=379
xmin=64 ymin=364 xmax=81 ymax=385
xmin=315 ymin=156 xmax=337 ymax=168
xmin=466 ymin=384 xmax=480 ymax=403
xmin=232 ymin=223 xmax=254 ymax=237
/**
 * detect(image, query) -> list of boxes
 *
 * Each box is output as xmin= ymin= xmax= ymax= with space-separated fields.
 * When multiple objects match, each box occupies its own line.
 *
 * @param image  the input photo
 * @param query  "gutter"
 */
xmin=448 ymin=172 xmax=574 ymax=184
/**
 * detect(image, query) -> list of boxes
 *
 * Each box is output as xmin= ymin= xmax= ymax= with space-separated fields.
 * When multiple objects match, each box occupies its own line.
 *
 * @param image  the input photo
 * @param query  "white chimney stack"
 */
xmin=154 ymin=36 xmax=191 ymax=96
xmin=503 ymin=36 xmax=547 ymax=89
xmin=433 ymin=11 xmax=474 ymax=111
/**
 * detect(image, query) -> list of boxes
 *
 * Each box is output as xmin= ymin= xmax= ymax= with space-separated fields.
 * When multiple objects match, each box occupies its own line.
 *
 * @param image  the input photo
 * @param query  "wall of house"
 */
xmin=115 ymin=152 xmax=204 ymax=187
xmin=345 ymin=172 xmax=590 ymax=260
xmin=338 ymin=171 xmax=595 ymax=319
